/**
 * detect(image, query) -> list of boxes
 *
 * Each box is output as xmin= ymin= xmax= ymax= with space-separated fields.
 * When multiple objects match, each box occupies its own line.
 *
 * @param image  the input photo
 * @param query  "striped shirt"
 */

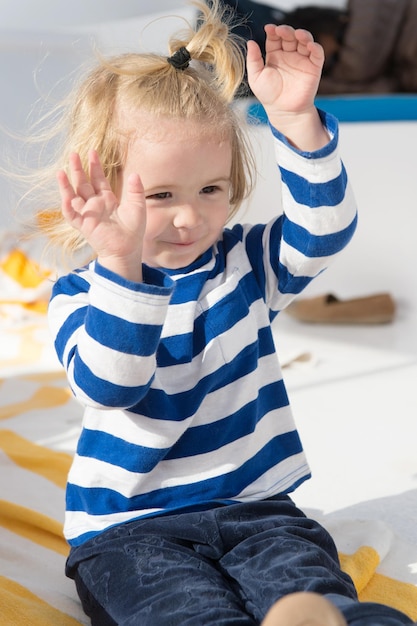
xmin=49 ymin=113 xmax=357 ymax=547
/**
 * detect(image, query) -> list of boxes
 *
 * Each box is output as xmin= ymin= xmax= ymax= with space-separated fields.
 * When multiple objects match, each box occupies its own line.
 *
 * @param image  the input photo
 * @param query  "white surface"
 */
xmin=269 ymin=311 xmax=417 ymax=549
xmin=0 ymin=0 xmax=185 ymax=30
xmin=236 ymin=116 xmax=417 ymax=546
xmin=235 ymin=119 xmax=417 ymax=356
xmin=294 ymin=358 xmax=417 ymax=542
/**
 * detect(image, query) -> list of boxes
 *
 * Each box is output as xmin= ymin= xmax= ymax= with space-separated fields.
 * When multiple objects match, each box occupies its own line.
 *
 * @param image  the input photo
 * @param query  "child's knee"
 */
xmin=261 ymin=592 xmax=347 ymax=626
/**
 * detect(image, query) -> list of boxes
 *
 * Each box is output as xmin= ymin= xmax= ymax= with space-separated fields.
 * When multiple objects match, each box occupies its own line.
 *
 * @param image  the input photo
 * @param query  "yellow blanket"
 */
xmin=1 ymin=373 xmax=416 ymax=625
xmin=1 ymin=239 xmax=416 ymax=625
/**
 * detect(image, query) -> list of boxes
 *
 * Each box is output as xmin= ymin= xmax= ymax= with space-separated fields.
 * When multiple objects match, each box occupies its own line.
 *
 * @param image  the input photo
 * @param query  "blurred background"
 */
xmin=0 ymin=0 xmax=416 ymax=356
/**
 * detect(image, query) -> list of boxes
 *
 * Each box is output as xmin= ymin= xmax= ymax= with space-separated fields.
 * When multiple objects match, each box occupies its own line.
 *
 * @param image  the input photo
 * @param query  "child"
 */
xmin=40 ymin=1 xmax=413 ymax=624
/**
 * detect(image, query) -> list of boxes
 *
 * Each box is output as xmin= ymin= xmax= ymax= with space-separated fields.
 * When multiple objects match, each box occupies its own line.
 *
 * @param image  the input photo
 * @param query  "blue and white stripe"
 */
xmin=49 ymin=114 xmax=357 ymax=546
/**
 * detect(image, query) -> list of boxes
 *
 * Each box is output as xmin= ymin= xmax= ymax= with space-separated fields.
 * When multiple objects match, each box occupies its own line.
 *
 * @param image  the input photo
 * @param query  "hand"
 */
xmin=247 ymin=25 xmax=328 ymax=150
xmin=247 ymin=24 xmax=324 ymax=114
xmin=57 ymin=150 xmax=146 ymax=281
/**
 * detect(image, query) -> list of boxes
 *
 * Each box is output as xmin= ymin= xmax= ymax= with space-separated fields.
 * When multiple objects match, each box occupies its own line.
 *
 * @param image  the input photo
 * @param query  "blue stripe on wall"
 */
xmin=247 ymin=95 xmax=417 ymax=124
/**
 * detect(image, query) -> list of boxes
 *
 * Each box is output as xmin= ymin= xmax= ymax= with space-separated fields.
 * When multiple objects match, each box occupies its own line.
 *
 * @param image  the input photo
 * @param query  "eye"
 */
xmin=146 ymin=191 xmax=172 ymax=200
xmin=201 ymin=185 xmax=219 ymax=194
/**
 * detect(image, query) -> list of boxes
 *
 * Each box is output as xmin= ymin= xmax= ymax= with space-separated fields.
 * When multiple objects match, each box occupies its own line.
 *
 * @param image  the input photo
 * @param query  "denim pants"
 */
xmin=66 ymin=496 xmax=413 ymax=626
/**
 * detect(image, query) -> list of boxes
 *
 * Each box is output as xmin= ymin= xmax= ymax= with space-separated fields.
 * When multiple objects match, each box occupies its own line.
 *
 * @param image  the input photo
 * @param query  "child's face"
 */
xmin=119 ymin=117 xmax=232 ymax=270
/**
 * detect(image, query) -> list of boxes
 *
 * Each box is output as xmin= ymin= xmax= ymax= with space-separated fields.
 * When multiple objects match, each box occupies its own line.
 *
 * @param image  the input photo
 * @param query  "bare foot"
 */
xmin=261 ymin=592 xmax=348 ymax=626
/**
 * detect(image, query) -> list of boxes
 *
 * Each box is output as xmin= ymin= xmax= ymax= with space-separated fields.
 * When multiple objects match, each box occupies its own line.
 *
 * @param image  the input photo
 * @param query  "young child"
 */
xmin=39 ymin=1 xmax=413 ymax=624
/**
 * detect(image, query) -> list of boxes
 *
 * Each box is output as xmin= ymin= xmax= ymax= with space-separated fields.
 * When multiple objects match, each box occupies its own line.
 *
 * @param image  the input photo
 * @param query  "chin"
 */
xmin=147 ymin=254 xmax=196 ymax=271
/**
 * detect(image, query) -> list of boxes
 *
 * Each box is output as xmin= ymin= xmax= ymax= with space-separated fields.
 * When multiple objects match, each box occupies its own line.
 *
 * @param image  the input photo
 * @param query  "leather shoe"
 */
xmin=285 ymin=293 xmax=396 ymax=324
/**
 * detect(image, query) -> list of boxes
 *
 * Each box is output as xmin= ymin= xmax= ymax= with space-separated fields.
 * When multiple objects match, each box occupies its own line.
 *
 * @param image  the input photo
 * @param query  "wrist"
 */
xmin=266 ymin=106 xmax=329 ymax=152
xmin=97 ymin=254 xmax=143 ymax=283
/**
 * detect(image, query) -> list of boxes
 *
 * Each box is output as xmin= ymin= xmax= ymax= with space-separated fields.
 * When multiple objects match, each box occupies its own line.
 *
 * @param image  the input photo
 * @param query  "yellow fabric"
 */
xmin=340 ymin=547 xmax=417 ymax=620
xmin=0 ymin=248 xmax=50 ymax=289
xmin=0 ymin=385 xmax=71 ymax=421
xmin=340 ymin=545 xmax=381 ymax=594
xmin=0 ymin=299 xmax=48 ymax=313
xmin=0 ymin=429 xmax=72 ymax=488
xmin=0 ymin=576 xmax=83 ymax=626
xmin=360 ymin=572 xmax=417 ymax=620
xmin=23 ymin=371 xmax=67 ymax=383
xmin=0 ymin=500 xmax=68 ymax=556
xmin=0 ymin=243 xmax=52 ymax=318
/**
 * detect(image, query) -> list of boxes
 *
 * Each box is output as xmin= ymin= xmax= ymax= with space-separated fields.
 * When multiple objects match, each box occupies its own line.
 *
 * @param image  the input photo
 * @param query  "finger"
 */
xmin=127 ymin=172 xmax=144 ymax=197
xmin=305 ymin=40 xmax=325 ymax=68
xmin=265 ymin=24 xmax=297 ymax=53
xmin=293 ymin=28 xmax=315 ymax=47
xmin=68 ymin=152 xmax=94 ymax=200
xmin=265 ymin=24 xmax=324 ymax=68
xmin=246 ymin=39 xmax=265 ymax=85
xmin=292 ymin=29 xmax=315 ymax=57
xmin=88 ymin=149 xmax=113 ymax=193
xmin=126 ymin=172 xmax=146 ymax=217
xmin=115 ymin=172 xmax=146 ymax=237
xmin=263 ymin=24 xmax=282 ymax=55
xmin=56 ymin=169 xmax=78 ymax=222
xmin=56 ymin=168 xmax=73 ymax=201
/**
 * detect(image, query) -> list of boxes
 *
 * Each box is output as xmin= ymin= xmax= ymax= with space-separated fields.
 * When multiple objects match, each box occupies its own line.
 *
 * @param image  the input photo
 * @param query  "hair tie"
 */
xmin=167 ymin=47 xmax=191 ymax=71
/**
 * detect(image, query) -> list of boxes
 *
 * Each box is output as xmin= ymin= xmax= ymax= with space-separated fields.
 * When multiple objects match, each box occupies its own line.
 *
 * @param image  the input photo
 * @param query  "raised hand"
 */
xmin=57 ymin=150 xmax=146 ymax=281
xmin=246 ymin=25 xmax=328 ymax=150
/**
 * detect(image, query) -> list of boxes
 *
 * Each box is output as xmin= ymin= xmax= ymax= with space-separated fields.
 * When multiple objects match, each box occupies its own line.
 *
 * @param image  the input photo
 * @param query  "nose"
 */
xmin=172 ymin=202 xmax=202 ymax=229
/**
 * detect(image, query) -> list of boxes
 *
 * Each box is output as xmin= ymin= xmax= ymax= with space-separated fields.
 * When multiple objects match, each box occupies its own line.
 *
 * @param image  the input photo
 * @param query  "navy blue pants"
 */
xmin=66 ymin=496 xmax=413 ymax=625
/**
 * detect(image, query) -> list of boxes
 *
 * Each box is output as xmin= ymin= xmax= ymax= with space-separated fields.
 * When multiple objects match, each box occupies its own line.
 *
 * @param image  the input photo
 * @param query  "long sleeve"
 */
xmin=49 ymin=262 xmax=174 ymax=409
xmin=49 ymin=109 xmax=358 ymax=547
xmin=242 ymin=109 xmax=357 ymax=317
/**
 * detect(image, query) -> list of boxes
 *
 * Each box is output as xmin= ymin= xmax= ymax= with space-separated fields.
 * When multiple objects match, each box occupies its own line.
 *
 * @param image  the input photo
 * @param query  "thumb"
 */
xmin=127 ymin=172 xmax=144 ymax=198
xmin=121 ymin=172 xmax=147 ymax=234
xmin=126 ymin=172 xmax=146 ymax=213
xmin=246 ymin=39 xmax=265 ymax=88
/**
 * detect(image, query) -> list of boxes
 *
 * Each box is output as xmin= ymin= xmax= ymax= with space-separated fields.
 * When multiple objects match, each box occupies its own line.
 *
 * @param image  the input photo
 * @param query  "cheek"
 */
xmin=143 ymin=209 xmax=169 ymax=241
xmin=212 ymin=205 xmax=230 ymax=230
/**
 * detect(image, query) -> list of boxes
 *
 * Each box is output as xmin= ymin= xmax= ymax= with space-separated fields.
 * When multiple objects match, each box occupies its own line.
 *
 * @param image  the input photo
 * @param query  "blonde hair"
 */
xmin=27 ymin=0 xmax=256 ymax=265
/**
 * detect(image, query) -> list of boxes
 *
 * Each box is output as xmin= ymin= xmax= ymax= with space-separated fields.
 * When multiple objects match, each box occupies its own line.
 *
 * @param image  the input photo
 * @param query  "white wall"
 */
xmin=0 ymin=0 xmax=182 ymax=30
xmin=237 ymin=119 xmax=417 ymax=356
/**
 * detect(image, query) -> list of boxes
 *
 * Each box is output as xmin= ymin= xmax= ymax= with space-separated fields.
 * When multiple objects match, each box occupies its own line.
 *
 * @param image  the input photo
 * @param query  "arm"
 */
xmin=269 ymin=112 xmax=357 ymax=299
xmin=53 ymin=150 xmax=175 ymax=409
xmin=246 ymin=24 xmax=329 ymax=151
xmin=243 ymin=117 xmax=357 ymax=315
xmin=48 ymin=263 xmax=174 ymax=409
xmin=57 ymin=150 xmax=146 ymax=282
xmin=245 ymin=25 xmax=357 ymax=309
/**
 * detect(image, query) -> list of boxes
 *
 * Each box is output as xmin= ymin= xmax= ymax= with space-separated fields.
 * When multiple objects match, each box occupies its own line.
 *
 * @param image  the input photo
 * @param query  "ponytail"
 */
xmin=168 ymin=0 xmax=246 ymax=102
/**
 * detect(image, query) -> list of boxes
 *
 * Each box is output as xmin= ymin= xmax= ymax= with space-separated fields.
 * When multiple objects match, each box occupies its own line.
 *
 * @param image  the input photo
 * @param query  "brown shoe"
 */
xmin=286 ymin=293 xmax=396 ymax=325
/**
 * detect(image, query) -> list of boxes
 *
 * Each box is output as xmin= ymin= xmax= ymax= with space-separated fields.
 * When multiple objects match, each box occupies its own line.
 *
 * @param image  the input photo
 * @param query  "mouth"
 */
xmin=171 ymin=240 xmax=196 ymax=247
